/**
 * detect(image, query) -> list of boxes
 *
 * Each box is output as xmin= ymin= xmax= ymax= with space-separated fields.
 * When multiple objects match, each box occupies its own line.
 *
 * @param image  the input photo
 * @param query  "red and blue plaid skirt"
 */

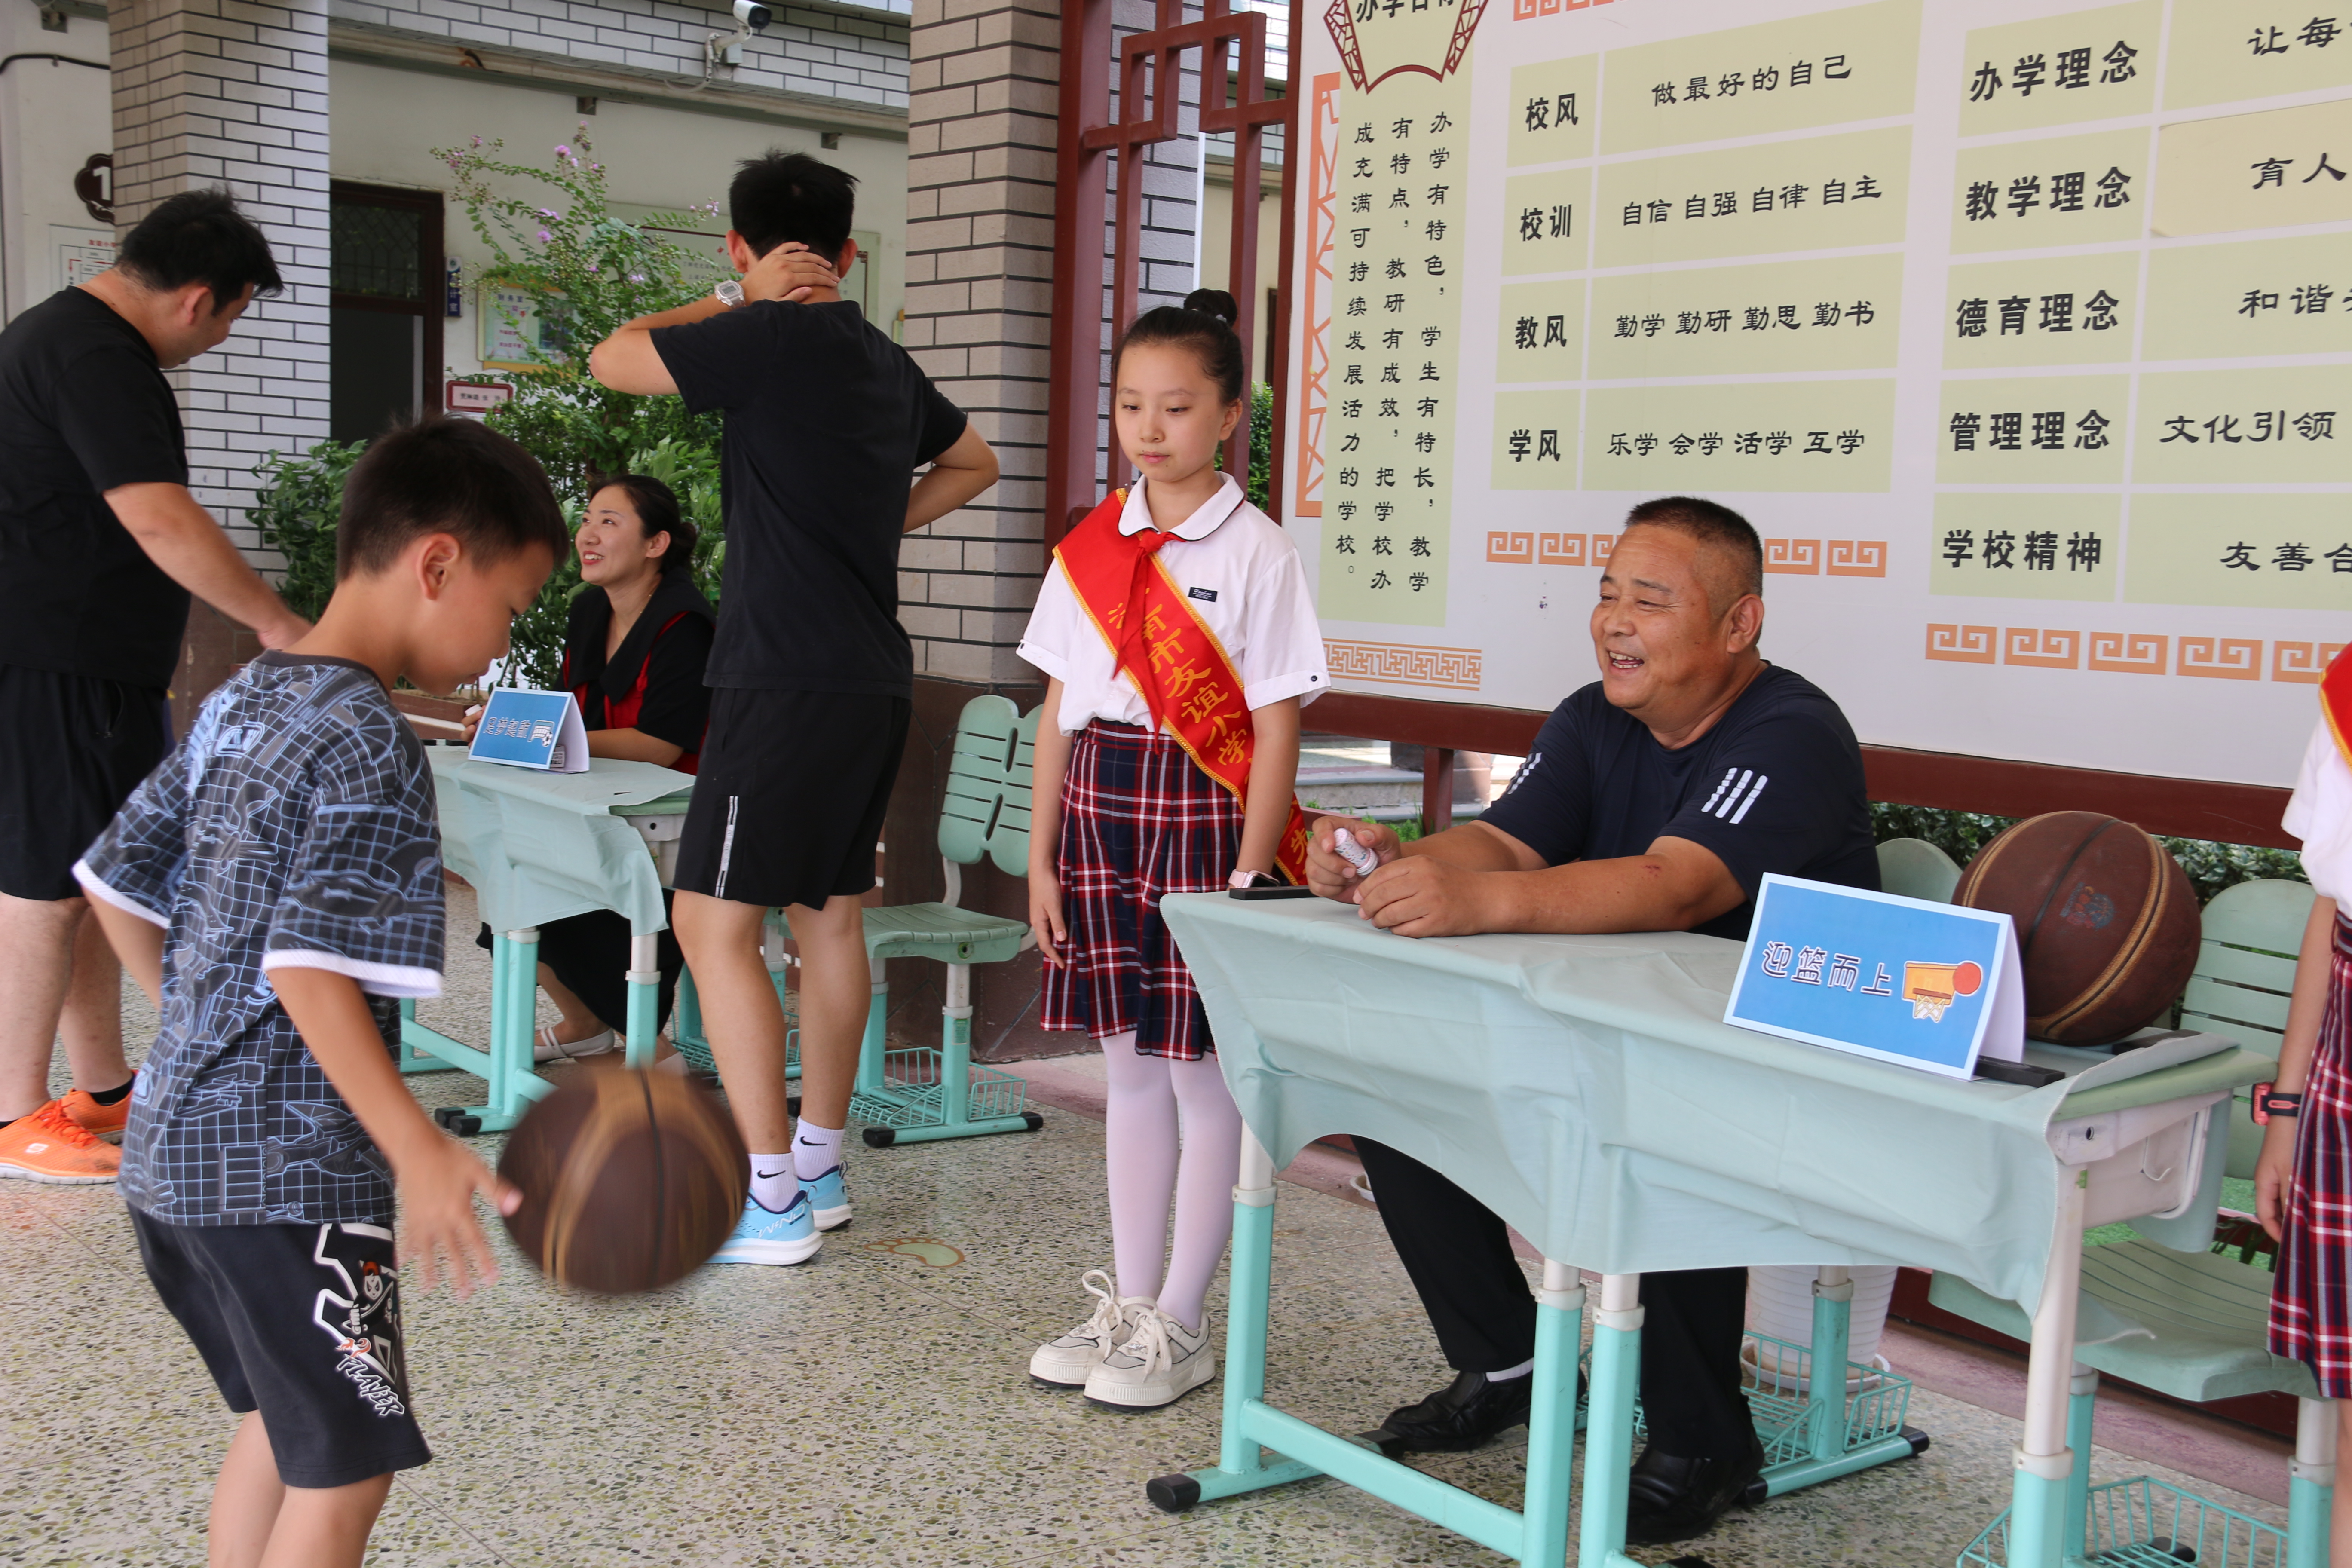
xmin=1040 ymin=720 xmax=1241 ymax=1062
xmin=2270 ymin=913 xmax=2352 ymax=1396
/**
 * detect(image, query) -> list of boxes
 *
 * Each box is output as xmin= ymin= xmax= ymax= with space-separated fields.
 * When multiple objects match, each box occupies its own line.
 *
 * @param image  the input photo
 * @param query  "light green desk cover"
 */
xmin=427 ymin=749 xmax=691 ymax=935
xmin=1161 ymin=894 xmax=2271 ymax=1316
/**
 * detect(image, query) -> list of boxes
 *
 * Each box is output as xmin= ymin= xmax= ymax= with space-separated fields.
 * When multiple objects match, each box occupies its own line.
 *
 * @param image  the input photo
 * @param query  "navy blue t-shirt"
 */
xmin=1479 ymin=664 xmax=1878 ymax=941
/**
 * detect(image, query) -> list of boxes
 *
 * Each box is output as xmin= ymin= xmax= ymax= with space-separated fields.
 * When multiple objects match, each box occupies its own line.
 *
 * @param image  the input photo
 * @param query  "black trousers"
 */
xmin=1355 ymin=1137 xmax=1755 ymax=1459
xmin=475 ymin=900 xmax=682 ymax=1036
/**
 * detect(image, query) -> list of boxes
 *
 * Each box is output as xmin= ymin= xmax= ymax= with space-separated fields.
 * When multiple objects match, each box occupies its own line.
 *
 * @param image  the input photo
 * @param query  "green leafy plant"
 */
xmin=1871 ymin=802 xmax=2304 ymax=905
xmin=246 ymin=132 xmax=732 ymax=689
xmin=436 ymin=129 xmax=723 ymax=486
xmin=1245 ymin=382 xmax=1273 ymax=511
xmin=250 ymin=440 xmax=366 ymax=621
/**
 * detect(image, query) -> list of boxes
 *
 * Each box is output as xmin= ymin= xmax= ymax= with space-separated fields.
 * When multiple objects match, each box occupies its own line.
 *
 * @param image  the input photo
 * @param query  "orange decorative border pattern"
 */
xmin=1926 ymin=626 xmax=2341 ymax=683
xmin=1324 ymin=639 xmax=1484 ymax=691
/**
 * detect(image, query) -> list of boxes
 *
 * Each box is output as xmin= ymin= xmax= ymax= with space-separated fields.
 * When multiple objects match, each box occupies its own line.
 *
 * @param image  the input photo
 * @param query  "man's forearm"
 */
xmin=614 ymin=296 xmax=732 ymax=337
xmin=906 ymin=426 xmax=1000 ymax=532
xmin=107 ymin=483 xmax=304 ymax=646
xmin=1483 ymin=851 xmax=1741 ymax=935
xmin=1404 ymin=819 xmax=1535 ymax=872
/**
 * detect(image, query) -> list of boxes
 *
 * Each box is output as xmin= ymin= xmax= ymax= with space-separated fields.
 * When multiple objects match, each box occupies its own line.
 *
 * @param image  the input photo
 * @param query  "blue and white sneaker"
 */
xmin=803 ymin=1166 xmax=852 ymax=1231
xmin=714 ymin=1190 xmax=822 ymax=1266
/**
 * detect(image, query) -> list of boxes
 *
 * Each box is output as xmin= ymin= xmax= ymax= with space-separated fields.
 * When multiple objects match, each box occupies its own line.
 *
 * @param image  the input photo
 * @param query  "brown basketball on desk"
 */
xmin=498 ymin=1069 xmax=747 ymax=1293
xmin=1952 ymin=811 xmax=2199 ymax=1046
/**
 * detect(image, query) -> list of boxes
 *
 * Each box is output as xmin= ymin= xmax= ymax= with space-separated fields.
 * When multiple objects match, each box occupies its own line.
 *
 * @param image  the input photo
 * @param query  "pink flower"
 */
xmin=471 ymin=135 xmax=482 ymax=146
xmin=554 ymin=144 xmax=571 ymax=158
xmin=536 ymin=229 xmax=551 ymax=243
xmin=536 ymin=208 xmax=556 ymax=218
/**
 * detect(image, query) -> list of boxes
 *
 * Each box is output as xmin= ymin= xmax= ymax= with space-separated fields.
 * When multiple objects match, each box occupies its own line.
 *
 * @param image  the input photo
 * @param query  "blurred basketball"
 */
xmin=1953 ymin=811 xmax=2199 ymax=1046
xmin=499 ymin=1069 xmax=747 ymax=1293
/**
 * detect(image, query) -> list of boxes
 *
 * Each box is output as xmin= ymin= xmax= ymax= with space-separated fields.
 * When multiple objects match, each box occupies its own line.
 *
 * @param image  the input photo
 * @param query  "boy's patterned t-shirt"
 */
xmin=76 ymin=652 xmax=444 ymax=1225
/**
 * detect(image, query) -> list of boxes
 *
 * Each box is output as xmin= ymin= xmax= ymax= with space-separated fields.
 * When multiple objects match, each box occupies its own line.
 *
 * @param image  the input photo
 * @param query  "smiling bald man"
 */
xmin=1305 ymin=495 xmax=1878 ymax=1547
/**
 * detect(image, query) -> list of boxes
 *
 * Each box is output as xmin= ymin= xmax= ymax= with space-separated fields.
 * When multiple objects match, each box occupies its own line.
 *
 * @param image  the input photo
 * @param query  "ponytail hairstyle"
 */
xmin=584 ymin=472 xmax=697 ymax=576
xmin=1112 ymin=287 xmax=1246 ymax=407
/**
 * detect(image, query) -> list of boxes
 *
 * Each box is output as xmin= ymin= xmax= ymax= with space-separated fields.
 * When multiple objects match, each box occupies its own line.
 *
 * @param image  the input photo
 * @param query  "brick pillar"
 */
xmin=900 ymin=0 xmax=1060 ymax=685
xmin=108 ymin=0 xmax=331 ymax=561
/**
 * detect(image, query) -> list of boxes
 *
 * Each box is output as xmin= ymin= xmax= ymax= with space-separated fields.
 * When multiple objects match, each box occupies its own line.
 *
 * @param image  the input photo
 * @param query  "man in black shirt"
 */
xmin=590 ymin=153 xmax=998 ymax=1263
xmin=1305 ymin=496 xmax=1877 ymax=1547
xmin=0 ymin=190 xmax=307 ymax=1184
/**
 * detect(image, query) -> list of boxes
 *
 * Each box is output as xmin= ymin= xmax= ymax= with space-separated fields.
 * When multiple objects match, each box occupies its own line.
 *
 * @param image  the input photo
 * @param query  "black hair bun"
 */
xmin=1183 ymin=288 xmax=1240 ymax=328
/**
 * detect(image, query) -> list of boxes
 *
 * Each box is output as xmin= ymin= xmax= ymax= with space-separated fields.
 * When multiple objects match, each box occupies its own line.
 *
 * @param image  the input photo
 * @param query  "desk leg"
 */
xmin=2008 ymin=1168 xmax=2089 ymax=1568
xmin=2063 ymin=1367 xmax=2096 ymax=1564
xmin=1807 ymin=1267 xmax=1853 ymax=1462
xmin=397 ymin=999 xmax=454 ymax=1074
xmin=1578 ymin=1273 xmax=1643 ymax=1568
xmin=1147 ymin=1131 xmax=1322 ymax=1512
xmin=1522 ymin=1261 xmax=1585 ymax=1568
xmin=2289 ymin=1397 xmax=2337 ymax=1568
xmin=624 ymin=929 xmax=659 ymax=1071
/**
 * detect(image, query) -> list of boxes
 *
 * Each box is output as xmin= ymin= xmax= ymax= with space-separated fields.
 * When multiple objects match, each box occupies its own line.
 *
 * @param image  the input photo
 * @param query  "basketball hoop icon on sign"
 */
xmin=1901 ymin=961 xmax=1983 ymax=1024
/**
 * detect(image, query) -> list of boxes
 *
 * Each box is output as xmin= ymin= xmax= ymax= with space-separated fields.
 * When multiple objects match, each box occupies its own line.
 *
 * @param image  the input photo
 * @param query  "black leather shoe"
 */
xmin=1366 ymin=1369 xmax=1533 ymax=1454
xmin=1623 ymin=1435 xmax=1766 ymax=1546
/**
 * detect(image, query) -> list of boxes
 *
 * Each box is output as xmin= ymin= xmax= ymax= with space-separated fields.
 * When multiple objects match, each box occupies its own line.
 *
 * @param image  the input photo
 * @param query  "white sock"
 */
xmin=1485 ymin=1358 xmax=1534 ymax=1381
xmin=749 ymin=1153 xmax=800 ymax=1214
xmin=793 ymin=1119 xmax=845 ymax=1180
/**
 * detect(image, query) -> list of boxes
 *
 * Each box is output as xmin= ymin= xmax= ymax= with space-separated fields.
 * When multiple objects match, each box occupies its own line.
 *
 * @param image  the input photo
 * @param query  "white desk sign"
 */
xmin=466 ymin=687 xmax=587 ymax=774
xmin=1724 ymin=874 xmax=2024 ymax=1080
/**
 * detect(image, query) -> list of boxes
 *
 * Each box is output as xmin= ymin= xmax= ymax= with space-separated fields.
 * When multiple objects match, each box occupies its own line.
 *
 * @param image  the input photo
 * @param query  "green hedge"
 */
xmin=1871 ymin=802 xmax=2304 ymax=905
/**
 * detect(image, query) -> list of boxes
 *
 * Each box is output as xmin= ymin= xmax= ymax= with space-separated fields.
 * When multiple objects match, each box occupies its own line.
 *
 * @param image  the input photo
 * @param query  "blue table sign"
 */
xmin=1724 ymin=873 xmax=2024 ymax=1080
xmin=466 ymin=687 xmax=588 ymax=774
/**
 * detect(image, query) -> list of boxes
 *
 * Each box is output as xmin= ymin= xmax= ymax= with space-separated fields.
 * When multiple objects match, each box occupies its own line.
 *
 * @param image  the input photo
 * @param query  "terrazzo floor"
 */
xmin=0 ymin=884 xmax=2295 ymax=1566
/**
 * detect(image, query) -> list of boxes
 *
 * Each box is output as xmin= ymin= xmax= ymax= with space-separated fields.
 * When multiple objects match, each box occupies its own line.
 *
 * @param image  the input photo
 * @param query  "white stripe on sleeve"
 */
xmin=72 ymin=860 xmax=168 ymax=928
xmin=1728 ymin=774 xmax=1770 ymax=824
xmin=260 ymin=949 xmax=443 ymax=999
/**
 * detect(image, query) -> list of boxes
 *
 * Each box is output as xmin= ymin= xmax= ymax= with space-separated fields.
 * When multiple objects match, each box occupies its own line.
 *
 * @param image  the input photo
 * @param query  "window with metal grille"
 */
xmin=331 ymin=202 xmax=423 ymax=302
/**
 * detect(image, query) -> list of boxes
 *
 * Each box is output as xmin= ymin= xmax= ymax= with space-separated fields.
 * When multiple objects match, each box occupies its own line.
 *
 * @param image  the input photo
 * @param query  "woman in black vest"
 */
xmin=485 ymin=473 xmax=716 ymax=1060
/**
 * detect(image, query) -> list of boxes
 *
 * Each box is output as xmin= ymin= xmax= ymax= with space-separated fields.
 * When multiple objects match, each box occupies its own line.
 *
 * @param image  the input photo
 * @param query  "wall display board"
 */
xmin=1282 ymin=0 xmax=2352 ymax=786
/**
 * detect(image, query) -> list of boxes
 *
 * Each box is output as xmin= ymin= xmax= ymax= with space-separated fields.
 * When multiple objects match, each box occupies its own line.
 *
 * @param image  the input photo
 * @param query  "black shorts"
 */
xmin=0 ymin=664 xmax=172 ymax=900
xmin=132 ymin=1210 xmax=431 ymax=1488
xmin=674 ymin=689 xmax=910 ymax=910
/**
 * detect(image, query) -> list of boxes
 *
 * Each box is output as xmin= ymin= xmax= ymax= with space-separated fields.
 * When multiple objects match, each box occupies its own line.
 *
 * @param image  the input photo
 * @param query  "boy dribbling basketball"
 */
xmin=77 ymin=418 xmax=567 ymax=1568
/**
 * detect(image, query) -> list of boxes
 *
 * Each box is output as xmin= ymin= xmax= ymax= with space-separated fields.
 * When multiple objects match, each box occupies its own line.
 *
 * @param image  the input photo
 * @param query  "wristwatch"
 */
xmin=1227 ymin=869 xmax=1277 ymax=891
xmin=714 ymin=279 xmax=745 ymax=308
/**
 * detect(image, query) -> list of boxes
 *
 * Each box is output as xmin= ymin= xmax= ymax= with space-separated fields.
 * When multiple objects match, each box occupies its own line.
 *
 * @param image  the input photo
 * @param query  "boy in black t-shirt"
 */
xmin=79 ymin=417 xmax=569 ymax=1568
xmin=589 ymin=153 xmax=998 ymax=1264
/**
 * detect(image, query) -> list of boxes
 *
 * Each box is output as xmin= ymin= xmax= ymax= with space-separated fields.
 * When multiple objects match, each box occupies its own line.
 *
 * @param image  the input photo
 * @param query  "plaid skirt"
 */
xmin=1040 ymin=720 xmax=1241 ymax=1061
xmin=2269 ymin=913 xmax=2352 ymax=1396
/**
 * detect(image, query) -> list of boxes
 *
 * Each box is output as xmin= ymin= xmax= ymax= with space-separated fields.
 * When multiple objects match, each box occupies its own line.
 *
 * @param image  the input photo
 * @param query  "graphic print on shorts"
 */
xmin=309 ymin=1224 xmax=411 ymax=1418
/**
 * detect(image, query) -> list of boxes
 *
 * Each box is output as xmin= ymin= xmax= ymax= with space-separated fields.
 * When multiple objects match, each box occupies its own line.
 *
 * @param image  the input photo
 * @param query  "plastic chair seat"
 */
xmin=1929 ymin=1241 xmax=2318 ymax=1403
xmin=861 ymin=901 xmax=1030 ymax=965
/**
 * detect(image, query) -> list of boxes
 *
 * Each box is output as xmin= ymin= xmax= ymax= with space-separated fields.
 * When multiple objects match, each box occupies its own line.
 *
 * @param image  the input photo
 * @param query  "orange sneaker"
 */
xmin=0 ymin=1101 xmax=121 ymax=1184
xmin=58 ymin=1076 xmax=135 ymax=1142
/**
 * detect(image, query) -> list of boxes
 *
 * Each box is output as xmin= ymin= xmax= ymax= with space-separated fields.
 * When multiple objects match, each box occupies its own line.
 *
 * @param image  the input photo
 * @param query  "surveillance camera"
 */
xmin=732 ymin=0 xmax=769 ymax=28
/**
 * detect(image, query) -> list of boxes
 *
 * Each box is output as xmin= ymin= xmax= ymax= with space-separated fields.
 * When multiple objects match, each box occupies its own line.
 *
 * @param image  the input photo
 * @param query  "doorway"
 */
xmin=330 ymin=182 xmax=443 ymax=444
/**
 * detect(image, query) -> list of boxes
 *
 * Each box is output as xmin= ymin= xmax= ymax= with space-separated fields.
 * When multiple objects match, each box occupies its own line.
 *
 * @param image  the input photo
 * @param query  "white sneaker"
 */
xmin=1029 ymin=1270 xmax=1147 ymax=1388
xmin=1084 ymin=1303 xmax=1216 ymax=1409
xmin=533 ymin=1026 xmax=615 ymax=1064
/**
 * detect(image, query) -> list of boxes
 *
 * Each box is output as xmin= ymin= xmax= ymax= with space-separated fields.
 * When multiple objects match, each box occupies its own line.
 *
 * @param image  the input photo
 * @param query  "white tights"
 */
xmin=1099 ymin=1029 xmax=1243 ymax=1335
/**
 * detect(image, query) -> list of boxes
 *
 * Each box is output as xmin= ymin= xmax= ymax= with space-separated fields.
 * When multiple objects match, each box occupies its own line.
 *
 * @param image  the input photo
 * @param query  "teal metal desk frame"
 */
xmin=1160 ymin=1079 xmax=2246 ymax=1568
xmin=1150 ymin=1133 xmax=1923 ymax=1565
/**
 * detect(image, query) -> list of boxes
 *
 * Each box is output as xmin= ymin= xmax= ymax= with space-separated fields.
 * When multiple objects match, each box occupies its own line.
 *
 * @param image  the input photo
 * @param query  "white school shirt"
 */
xmin=1016 ymin=473 xmax=1329 ymax=736
xmin=2285 ymin=716 xmax=2352 ymax=901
